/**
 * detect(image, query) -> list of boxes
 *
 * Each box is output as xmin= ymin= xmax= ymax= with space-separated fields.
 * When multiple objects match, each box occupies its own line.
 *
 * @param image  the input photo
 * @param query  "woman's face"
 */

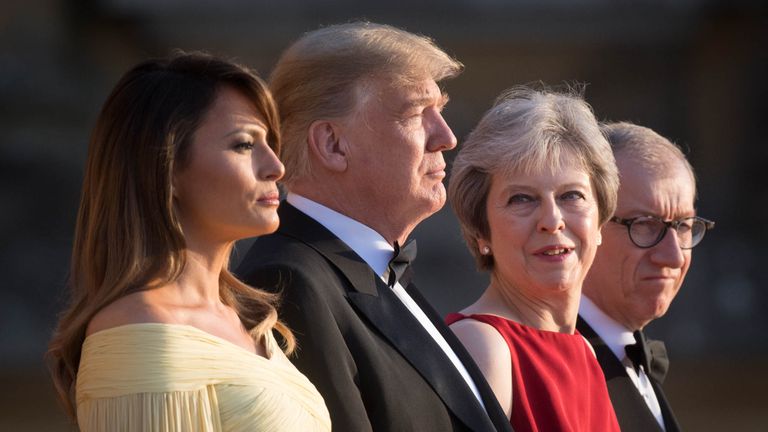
xmin=173 ymin=85 xmax=284 ymax=243
xmin=483 ymin=158 xmax=601 ymax=296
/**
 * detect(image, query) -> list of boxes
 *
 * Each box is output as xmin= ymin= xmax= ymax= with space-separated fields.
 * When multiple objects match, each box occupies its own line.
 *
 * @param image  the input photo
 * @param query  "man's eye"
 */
xmin=676 ymin=220 xmax=693 ymax=233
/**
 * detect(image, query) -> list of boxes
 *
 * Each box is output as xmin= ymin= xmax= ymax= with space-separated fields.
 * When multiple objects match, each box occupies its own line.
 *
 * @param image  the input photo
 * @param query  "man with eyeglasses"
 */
xmin=577 ymin=122 xmax=714 ymax=432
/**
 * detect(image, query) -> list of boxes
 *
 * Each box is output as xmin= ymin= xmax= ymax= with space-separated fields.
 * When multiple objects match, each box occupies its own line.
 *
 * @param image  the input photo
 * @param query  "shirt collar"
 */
xmin=287 ymin=193 xmax=394 ymax=277
xmin=579 ymin=294 xmax=637 ymax=361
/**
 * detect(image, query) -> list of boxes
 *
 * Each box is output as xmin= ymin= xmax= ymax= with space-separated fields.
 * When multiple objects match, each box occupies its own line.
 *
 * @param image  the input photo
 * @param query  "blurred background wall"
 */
xmin=1 ymin=0 xmax=766 ymax=430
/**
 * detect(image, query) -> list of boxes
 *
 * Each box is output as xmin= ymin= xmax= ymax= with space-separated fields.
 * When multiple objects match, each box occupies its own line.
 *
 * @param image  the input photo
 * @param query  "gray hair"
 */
xmin=449 ymin=86 xmax=619 ymax=270
xmin=270 ymin=21 xmax=464 ymax=187
xmin=601 ymin=121 xmax=697 ymax=198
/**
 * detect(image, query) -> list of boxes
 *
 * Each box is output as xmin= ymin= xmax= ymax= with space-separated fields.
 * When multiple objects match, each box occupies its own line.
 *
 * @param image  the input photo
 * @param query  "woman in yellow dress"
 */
xmin=46 ymin=52 xmax=331 ymax=431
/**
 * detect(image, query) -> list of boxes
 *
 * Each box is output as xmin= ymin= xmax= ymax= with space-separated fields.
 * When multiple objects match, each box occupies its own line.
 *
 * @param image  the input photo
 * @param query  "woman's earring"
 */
xmin=481 ymin=246 xmax=491 ymax=255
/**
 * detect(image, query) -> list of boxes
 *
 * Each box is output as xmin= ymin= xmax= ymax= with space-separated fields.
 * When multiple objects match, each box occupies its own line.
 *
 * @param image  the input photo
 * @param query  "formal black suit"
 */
xmin=576 ymin=316 xmax=681 ymax=432
xmin=236 ymin=203 xmax=512 ymax=432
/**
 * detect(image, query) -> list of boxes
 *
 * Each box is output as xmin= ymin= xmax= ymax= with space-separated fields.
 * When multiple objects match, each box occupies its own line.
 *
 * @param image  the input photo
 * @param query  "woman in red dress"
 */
xmin=446 ymin=86 xmax=621 ymax=431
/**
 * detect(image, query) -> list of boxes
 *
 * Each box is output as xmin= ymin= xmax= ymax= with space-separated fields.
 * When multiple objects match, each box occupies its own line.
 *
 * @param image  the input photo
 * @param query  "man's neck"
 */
xmin=579 ymin=295 xmax=637 ymax=361
xmin=287 ymin=193 xmax=396 ymax=277
xmin=288 ymin=186 xmax=414 ymax=244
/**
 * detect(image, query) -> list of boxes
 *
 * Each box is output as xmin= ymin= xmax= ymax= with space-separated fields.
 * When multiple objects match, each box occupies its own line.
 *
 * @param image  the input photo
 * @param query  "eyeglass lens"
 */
xmin=629 ymin=217 xmax=706 ymax=248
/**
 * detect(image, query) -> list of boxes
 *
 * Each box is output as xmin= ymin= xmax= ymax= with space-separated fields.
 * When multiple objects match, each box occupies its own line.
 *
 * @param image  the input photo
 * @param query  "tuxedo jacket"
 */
xmin=236 ymin=204 xmax=512 ymax=432
xmin=576 ymin=317 xmax=681 ymax=432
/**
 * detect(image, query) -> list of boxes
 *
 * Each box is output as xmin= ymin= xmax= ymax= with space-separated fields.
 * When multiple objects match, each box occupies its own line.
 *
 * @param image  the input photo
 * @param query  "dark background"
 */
xmin=1 ymin=0 xmax=766 ymax=430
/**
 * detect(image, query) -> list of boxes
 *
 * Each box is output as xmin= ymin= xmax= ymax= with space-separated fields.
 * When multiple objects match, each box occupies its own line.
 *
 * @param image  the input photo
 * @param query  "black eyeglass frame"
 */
xmin=610 ymin=215 xmax=715 ymax=249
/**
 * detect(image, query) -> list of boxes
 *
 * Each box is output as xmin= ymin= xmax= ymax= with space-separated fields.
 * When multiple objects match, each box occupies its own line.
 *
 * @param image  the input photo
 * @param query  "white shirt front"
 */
xmin=579 ymin=295 xmax=666 ymax=430
xmin=287 ymin=193 xmax=485 ymax=407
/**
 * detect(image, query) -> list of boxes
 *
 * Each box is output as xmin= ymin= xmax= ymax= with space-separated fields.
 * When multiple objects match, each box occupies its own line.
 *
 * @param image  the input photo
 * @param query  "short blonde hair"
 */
xmin=449 ymin=86 xmax=619 ymax=270
xmin=270 ymin=21 xmax=463 ymax=187
xmin=601 ymin=121 xmax=697 ymax=198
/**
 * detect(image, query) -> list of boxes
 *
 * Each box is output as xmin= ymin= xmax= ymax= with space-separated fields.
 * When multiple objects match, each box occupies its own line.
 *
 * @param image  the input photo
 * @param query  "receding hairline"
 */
xmin=612 ymin=139 xmax=698 ymax=203
xmin=608 ymin=125 xmax=694 ymax=177
xmin=615 ymin=146 xmax=695 ymax=184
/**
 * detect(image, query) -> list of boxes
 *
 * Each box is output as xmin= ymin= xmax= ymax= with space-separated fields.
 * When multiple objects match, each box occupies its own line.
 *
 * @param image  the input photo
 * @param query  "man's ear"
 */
xmin=307 ymin=120 xmax=348 ymax=172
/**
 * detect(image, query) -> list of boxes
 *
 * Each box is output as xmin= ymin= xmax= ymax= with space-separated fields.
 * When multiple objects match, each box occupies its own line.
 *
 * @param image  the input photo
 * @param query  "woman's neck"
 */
xmin=167 ymin=233 xmax=232 ymax=307
xmin=467 ymin=275 xmax=581 ymax=334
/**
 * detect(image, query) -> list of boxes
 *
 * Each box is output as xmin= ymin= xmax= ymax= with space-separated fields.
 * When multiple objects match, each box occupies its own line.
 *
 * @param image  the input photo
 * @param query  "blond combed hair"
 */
xmin=46 ymin=52 xmax=294 ymax=420
xmin=270 ymin=21 xmax=463 ymax=187
xmin=449 ymin=85 xmax=620 ymax=270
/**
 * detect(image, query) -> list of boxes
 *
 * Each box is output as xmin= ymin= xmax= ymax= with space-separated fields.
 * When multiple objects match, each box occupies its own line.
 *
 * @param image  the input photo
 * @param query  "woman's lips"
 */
xmin=533 ymin=245 xmax=574 ymax=261
xmin=257 ymin=191 xmax=280 ymax=206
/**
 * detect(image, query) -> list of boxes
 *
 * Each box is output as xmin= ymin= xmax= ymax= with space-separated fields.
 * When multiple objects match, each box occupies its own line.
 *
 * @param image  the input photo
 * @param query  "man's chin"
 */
xmin=640 ymin=299 xmax=673 ymax=323
xmin=405 ymin=194 xmax=446 ymax=223
xmin=425 ymin=189 xmax=447 ymax=213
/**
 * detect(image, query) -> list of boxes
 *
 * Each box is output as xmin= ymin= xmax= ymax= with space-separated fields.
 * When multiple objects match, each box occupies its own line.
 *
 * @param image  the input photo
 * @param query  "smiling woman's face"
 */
xmin=482 ymin=157 xmax=602 ymax=297
xmin=172 ymin=85 xmax=285 ymax=243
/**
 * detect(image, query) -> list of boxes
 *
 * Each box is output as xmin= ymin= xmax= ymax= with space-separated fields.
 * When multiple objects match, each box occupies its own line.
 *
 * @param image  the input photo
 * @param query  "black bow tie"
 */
xmin=625 ymin=330 xmax=670 ymax=384
xmin=387 ymin=240 xmax=417 ymax=288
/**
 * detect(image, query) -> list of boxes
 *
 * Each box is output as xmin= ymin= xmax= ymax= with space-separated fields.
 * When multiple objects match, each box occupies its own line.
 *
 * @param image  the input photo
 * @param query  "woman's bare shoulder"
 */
xmin=449 ymin=314 xmax=514 ymax=417
xmin=85 ymin=291 xmax=169 ymax=336
xmin=450 ymin=317 xmax=508 ymax=357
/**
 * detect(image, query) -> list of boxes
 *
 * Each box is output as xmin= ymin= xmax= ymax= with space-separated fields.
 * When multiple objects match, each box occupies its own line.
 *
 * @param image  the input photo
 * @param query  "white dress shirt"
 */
xmin=579 ymin=295 xmax=666 ymax=430
xmin=287 ymin=193 xmax=485 ymax=406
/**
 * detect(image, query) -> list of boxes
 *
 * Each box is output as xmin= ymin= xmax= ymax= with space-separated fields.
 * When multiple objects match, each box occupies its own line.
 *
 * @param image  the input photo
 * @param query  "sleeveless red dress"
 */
xmin=446 ymin=313 xmax=620 ymax=432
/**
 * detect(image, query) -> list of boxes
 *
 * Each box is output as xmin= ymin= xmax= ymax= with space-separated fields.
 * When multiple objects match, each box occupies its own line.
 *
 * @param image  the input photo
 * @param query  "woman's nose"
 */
xmin=258 ymin=146 xmax=285 ymax=181
xmin=537 ymin=198 xmax=565 ymax=233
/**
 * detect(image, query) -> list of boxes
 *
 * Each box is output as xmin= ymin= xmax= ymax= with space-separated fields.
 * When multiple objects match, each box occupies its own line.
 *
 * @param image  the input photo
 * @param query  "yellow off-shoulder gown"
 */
xmin=76 ymin=323 xmax=331 ymax=432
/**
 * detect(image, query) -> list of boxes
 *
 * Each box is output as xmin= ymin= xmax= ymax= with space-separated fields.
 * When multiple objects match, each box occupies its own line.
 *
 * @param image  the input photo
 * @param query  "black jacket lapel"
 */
xmin=275 ymin=203 xmax=377 ymax=296
xmin=279 ymin=204 xmax=499 ymax=432
xmin=652 ymin=378 xmax=681 ymax=432
xmin=577 ymin=317 xmax=664 ymax=432
xmin=347 ymin=283 xmax=497 ymax=432
xmin=405 ymin=284 xmax=513 ymax=432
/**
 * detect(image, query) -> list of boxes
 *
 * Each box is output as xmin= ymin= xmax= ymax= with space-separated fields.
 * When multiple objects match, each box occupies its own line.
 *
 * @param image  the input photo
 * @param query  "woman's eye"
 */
xmin=508 ymin=194 xmax=534 ymax=204
xmin=234 ymin=142 xmax=254 ymax=152
xmin=560 ymin=190 xmax=585 ymax=201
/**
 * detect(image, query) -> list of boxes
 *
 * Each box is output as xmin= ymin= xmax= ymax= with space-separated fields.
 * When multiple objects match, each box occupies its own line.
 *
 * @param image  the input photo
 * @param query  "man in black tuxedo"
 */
xmin=236 ymin=22 xmax=512 ymax=432
xmin=578 ymin=122 xmax=714 ymax=432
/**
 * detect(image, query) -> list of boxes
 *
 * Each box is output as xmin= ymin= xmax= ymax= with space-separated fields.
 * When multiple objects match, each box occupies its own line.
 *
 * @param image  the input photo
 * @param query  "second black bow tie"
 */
xmin=625 ymin=330 xmax=670 ymax=384
xmin=387 ymin=240 xmax=417 ymax=288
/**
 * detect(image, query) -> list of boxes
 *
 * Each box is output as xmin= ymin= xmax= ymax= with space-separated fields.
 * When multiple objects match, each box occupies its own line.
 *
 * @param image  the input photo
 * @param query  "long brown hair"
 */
xmin=47 ymin=51 xmax=294 ymax=419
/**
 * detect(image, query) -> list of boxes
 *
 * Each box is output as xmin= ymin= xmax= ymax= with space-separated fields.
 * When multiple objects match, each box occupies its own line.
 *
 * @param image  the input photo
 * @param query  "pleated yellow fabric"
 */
xmin=76 ymin=323 xmax=331 ymax=432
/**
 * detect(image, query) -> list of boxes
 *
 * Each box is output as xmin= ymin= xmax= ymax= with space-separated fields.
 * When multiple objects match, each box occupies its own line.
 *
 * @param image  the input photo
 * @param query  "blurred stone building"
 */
xmin=1 ymin=0 xmax=766 ymax=430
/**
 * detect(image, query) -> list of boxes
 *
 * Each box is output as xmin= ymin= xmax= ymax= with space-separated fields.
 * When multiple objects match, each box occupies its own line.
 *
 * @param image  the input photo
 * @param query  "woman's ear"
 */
xmin=596 ymin=229 xmax=603 ymax=246
xmin=307 ymin=120 xmax=348 ymax=172
xmin=478 ymin=239 xmax=492 ymax=256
